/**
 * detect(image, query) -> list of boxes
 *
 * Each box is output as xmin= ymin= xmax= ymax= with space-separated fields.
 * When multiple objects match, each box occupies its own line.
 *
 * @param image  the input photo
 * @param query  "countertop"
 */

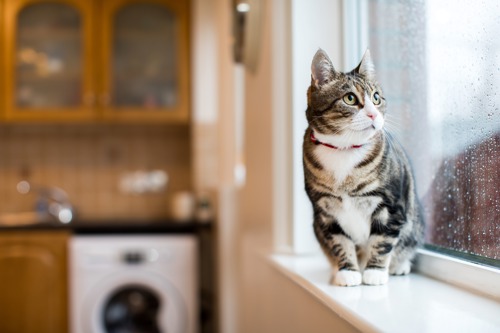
xmin=0 ymin=219 xmax=213 ymax=234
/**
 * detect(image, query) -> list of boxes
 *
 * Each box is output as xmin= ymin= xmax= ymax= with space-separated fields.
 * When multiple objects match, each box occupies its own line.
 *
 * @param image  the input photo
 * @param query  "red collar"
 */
xmin=310 ymin=131 xmax=363 ymax=150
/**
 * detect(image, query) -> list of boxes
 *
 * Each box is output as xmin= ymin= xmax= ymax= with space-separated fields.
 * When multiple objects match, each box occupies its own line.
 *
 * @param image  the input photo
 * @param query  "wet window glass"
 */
xmin=367 ymin=0 xmax=499 ymax=264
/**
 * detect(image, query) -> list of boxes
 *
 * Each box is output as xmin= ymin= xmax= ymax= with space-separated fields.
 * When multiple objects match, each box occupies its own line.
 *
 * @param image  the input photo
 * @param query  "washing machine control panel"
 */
xmin=82 ymin=248 xmax=167 ymax=266
xmin=122 ymin=251 xmax=145 ymax=264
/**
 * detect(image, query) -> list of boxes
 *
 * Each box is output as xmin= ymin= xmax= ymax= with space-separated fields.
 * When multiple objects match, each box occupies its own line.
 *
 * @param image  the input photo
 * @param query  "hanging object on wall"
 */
xmin=232 ymin=0 xmax=262 ymax=73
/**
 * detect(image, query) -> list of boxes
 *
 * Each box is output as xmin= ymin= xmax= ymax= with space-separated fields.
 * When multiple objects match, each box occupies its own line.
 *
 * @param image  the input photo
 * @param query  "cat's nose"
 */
xmin=367 ymin=111 xmax=377 ymax=120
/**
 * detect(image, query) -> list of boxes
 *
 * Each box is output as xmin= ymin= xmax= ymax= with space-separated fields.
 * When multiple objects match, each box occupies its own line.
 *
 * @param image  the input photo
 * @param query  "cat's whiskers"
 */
xmin=388 ymin=130 xmax=406 ymax=151
xmin=383 ymin=128 xmax=401 ymax=152
xmin=383 ymin=129 xmax=394 ymax=149
xmin=383 ymin=114 xmax=405 ymax=138
xmin=341 ymin=128 xmax=364 ymax=151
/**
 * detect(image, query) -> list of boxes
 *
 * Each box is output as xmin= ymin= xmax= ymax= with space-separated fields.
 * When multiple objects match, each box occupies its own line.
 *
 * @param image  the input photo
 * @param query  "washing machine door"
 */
xmin=83 ymin=271 xmax=187 ymax=333
xmin=103 ymin=285 xmax=161 ymax=333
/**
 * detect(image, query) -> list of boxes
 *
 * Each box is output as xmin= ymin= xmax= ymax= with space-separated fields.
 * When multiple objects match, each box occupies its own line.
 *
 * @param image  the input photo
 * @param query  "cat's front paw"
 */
xmin=363 ymin=269 xmax=389 ymax=285
xmin=389 ymin=260 xmax=411 ymax=276
xmin=332 ymin=270 xmax=362 ymax=287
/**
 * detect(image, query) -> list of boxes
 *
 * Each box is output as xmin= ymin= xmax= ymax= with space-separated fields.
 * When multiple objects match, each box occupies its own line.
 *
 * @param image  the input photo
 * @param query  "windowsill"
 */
xmin=269 ymin=253 xmax=500 ymax=333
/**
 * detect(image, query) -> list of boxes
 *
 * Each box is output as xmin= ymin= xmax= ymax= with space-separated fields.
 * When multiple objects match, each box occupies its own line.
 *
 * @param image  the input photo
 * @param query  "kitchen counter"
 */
xmin=0 ymin=219 xmax=213 ymax=234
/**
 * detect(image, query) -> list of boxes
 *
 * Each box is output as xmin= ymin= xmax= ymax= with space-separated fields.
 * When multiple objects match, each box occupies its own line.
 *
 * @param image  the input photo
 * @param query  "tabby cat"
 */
xmin=303 ymin=49 xmax=424 ymax=286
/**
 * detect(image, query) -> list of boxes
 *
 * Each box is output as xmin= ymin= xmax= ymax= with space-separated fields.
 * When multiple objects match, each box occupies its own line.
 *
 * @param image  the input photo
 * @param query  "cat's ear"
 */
xmin=311 ymin=49 xmax=336 ymax=88
xmin=355 ymin=49 xmax=376 ymax=80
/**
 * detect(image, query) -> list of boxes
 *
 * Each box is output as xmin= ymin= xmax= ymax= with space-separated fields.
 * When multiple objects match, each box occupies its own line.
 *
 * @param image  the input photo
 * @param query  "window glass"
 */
xmin=367 ymin=0 xmax=499 ymax=264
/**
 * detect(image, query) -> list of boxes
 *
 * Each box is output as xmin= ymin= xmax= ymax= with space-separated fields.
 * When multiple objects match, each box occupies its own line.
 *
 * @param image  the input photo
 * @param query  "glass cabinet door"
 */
xmin=102 ymin=0 xmax=189 ymax=122
xmin=16 ymin=3 xmax=81 ymax=108
xmin=2 ymin=0 xmax=188 ymax=122
xmin=113 ymin=3 xmax=177 ymax=108
xmin=4 ymin=0 xmax=94 ymax=120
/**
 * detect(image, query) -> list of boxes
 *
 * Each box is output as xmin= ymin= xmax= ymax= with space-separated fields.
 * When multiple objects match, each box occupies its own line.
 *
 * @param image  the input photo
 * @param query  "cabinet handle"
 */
xmin=100 ymin=93 xmax=111 ymax=106
xmin=83 ymin=92 xmax=95 ymax=106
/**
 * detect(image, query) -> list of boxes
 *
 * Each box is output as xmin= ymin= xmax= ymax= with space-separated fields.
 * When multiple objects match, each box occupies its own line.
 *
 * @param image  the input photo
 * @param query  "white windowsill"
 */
xmin=269 ymin=253 xmax=500 ymax=333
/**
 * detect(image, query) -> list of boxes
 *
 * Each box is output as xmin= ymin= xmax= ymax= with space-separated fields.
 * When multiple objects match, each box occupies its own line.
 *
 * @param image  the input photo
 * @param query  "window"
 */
xmin=275 ymin=0 xmax=499 ymax=270
xmin=364 ymin=0 xmax=499 ymax=266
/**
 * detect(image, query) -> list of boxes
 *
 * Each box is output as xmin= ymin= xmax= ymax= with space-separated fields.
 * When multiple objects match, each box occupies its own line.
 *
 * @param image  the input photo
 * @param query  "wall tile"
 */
xmin=0 ymin=124 xmax=192 ymax=222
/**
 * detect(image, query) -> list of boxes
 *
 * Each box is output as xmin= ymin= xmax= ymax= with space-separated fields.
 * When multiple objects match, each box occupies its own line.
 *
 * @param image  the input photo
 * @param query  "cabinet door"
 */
xmin=0 ymin=231 xmax=69 ymax=333
xmin=100 ymin=0 xmax=190 ymax=123
xmin=0 ymin=1 xmax=4 ymax=121
xmin=3 ymin=0 xmax=96 ymax=121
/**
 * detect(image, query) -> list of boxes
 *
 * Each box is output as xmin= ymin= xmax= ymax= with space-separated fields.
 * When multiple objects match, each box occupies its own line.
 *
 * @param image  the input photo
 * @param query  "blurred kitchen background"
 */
xmin=0 ymin=0 xmax=244 ymax=332
xmin=0 ymin=0 xmax=286 ymax=331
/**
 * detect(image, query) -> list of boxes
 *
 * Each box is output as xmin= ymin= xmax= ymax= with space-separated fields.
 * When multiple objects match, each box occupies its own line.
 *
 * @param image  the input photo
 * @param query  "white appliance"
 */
xmin=70 ymin=235 xmax=198 ymax=333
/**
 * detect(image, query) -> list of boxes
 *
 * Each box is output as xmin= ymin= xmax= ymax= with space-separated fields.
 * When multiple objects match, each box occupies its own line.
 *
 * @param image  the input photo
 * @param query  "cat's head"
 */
xmin=306 ymin=49 xmax=386 ymax=149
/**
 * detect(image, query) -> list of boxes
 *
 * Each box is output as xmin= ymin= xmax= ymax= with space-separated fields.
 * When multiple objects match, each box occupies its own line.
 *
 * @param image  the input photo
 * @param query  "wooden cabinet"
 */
xmin=1 ymin=0 xmax=189 ymax=123
xmin=100 ymin=0 xmax=190 ymax=123
xmin=0 ymin=230 xmax=69 ymax=333
xmin=3 ymin=0 xmax=97 ymax=122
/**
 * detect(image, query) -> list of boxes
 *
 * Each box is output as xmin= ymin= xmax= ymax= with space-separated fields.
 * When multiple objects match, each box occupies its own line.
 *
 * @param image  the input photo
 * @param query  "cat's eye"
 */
xmin=343 ymin=93 xmax=358 ymax=106
xmin=372 ymin=91 xmax=381 ymax=105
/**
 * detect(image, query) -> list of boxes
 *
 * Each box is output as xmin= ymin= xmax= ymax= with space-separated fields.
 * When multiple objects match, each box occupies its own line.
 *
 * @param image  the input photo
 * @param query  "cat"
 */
xmin=303 ymin=49 xmax=424 ymax=286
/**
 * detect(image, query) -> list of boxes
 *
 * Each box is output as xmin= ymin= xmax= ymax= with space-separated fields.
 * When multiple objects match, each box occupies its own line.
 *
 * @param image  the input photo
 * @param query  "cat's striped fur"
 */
xmin=303 ymin=49 xmax=424 ymax=286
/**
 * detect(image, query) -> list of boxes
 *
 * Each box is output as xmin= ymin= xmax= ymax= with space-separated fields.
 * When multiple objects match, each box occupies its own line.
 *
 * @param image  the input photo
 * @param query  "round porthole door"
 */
xmin=103 ymin=285 xmax=161 ymax=333
xmin=83 ymin=271 xmax=187 ymax=333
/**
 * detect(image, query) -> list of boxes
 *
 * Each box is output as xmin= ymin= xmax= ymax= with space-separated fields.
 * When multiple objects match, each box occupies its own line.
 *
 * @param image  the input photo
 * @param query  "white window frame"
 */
xmin=272 ymin=0 xmax=500 ymax=300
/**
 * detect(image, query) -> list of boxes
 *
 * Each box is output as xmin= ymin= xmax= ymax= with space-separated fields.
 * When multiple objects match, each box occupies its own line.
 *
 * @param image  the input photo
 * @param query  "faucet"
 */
xmin=17 ymin=181 xmax=75 ymax=224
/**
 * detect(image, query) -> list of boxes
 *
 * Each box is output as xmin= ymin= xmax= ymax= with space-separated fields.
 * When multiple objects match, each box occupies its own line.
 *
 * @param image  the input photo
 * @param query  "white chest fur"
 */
xmin=335 ymin=195 xmax=381 ymax=245
xmin=311 ymin=135 xmax=380 ymax=245
xmin=313 ymin=145 xmax=368 ymax=184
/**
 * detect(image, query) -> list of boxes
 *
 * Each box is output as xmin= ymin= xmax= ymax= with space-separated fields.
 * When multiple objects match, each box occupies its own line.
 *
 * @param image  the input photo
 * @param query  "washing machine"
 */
xmin=70 ymin=235 xmax=198 ymax=333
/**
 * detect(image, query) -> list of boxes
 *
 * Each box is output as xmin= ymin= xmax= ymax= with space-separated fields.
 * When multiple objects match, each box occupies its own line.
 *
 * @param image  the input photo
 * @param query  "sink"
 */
xmin=1 ymin=181 xmax=75 ymax=227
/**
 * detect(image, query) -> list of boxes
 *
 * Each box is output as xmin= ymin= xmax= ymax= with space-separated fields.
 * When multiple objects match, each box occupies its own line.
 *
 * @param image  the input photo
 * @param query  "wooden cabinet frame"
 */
xmin=0 ymin=1 xmax=3 ymax=121
xmin=99 ymin=0 xmax=190 ymax=123
xmin=1 ymin=0 xmax=190 ymax=123
xmin=3 ymin=0 xmax=96 ymax=122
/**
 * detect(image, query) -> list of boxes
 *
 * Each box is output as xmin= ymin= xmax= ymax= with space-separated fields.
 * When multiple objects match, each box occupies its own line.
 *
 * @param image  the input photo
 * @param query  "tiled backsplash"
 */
xmin=0 ymin=124 xmax=192 ymax=221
